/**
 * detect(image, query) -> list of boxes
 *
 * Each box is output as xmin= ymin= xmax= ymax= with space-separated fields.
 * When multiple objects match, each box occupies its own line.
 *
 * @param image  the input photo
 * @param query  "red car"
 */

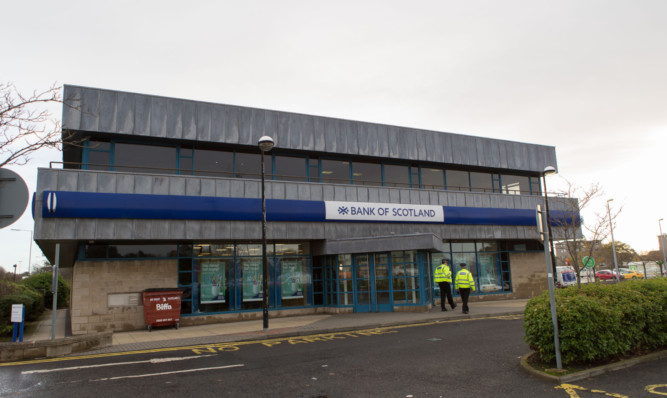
xmin=595 ymin=270 xmax=622 ymax=280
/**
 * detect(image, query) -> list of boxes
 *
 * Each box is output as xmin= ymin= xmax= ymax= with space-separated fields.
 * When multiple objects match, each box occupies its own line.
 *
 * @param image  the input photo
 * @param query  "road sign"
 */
xmin=11 ymin=304 xmax=24 ymax=323
xmin=582 ymin=256 xmax=595 ymax=268
xmin=0 ymin=168 xmax=29 ymax=229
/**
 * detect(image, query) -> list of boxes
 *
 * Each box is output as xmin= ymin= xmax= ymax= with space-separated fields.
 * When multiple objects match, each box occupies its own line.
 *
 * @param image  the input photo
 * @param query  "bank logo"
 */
xmin=325 ymin=201 xmax=444 ymax=223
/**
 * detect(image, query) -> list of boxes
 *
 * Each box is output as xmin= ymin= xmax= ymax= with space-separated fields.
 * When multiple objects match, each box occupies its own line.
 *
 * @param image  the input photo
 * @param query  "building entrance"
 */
xmin=352 ymin=253 xmax=392 ymax=312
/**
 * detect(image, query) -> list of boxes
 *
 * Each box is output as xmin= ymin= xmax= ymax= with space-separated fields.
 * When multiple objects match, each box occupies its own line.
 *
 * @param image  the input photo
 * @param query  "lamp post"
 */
xmin=659 ymin=219 xmax=666 ymax=277
xmin=258 ymin=135 xmax=274 ymax=331
xmin=607 ymin=199 xmax=620 ymax=282
xmin=542 ymin=166 xmax=558 ymax=275
xmin=540 ymin=165 xmax=562 ymax=369
xmin=12 ymin=228 xmax=33 ymax=275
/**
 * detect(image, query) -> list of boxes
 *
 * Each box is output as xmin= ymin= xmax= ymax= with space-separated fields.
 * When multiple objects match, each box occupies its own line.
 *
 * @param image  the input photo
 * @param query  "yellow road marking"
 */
xmin=0 ymin=314 xmax=521 ymax=367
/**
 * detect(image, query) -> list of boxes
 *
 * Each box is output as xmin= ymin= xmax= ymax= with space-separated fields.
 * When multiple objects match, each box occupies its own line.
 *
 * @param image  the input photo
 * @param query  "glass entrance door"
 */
xmin=353 ymin=253 xmax=393 ymax=312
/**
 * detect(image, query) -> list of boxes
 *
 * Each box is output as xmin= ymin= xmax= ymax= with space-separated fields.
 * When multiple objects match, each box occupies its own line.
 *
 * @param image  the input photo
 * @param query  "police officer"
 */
xmin=434 ymin=259 xmax=456 ymax=311
xmin=455 ymin=263 xmax=475 ymax=314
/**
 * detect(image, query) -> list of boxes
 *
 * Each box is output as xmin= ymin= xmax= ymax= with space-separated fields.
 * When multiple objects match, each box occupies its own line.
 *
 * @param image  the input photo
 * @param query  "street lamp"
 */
xmin=607 ymin=199 xmax=620 ymax=282
xmin=540 ymin=165 xmax=562 ymax=369
xmin=542 ymin=166 xmax=558 ymax=275
xmin=12 ymin=228 xmax=33 ymax=275
xmin=659 ymin=219 xmax=666 ymax=277
xmin=258 ymin=135 xmax=274 ymax=331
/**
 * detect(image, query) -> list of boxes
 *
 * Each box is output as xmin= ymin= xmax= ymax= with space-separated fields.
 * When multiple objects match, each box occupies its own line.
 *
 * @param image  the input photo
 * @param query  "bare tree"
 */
xmin=551 ymin=179 xmax=622 ymax=288
xmin=0 ymin=82 xmax=71 ymax=168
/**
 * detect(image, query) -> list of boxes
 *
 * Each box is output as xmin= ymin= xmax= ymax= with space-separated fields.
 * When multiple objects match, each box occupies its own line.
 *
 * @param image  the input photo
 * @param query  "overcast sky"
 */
xmin=2 ymin=0 xmax=666 ymax=274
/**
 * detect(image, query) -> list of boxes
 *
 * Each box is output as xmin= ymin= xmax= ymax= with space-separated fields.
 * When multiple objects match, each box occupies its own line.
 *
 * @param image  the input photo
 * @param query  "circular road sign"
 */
xmin=0 ymin=168 xmax=29 ymax=229
xmin=582 ymin=256 xmax=595 ymax=268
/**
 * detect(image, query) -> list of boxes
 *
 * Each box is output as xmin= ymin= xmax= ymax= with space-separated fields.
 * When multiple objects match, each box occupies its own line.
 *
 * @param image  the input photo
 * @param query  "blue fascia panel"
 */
xmin=41 ymin=191 xmax=573 ymax=227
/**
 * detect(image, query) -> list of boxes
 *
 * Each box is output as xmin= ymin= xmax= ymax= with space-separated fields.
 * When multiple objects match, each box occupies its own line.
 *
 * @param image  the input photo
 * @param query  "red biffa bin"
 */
xmin=142 ymin=288 xmax=183 ymax=331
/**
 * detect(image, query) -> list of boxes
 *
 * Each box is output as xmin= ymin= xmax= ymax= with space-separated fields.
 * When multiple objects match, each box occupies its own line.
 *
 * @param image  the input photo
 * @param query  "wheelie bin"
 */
xmin=142 ymin=288 xmax=183 ymax=331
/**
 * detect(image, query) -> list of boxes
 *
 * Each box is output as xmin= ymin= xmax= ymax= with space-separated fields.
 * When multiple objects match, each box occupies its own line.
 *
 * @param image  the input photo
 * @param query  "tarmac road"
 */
xmin=2 ymin=315 xmax=665 ymax=397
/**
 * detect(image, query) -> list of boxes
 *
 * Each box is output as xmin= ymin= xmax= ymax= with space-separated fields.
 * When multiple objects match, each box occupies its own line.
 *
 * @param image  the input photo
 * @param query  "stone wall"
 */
xmin=509 ymin=252 xmax=548 ymax=298
xmin=71 ymin=260 xmax=178 ymax=335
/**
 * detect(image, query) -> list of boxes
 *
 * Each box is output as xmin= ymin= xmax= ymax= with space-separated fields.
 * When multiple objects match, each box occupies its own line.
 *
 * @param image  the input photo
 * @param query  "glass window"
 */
xmin=308 ymin=158 xmax=320 ymax=182
xmin=84 ymin=244 xmax=107 ymax=258
xmin=199 ymin=258 xmax=231 ymax=312
xmin=384 ymin=164 xmax=410 ymax=188
xmin=275 ymin=243 xmax=310 ymax=256
xmin=530 ymin=177 xmax=542 ymax=195
xmin=108 ymin=244 xmax=177 ymax=258
xmin=478 ymin=253 xmax=501 ymax=293
xmin=446 ymin=170 xmax=469 ymax=191
xmin=113 ymin=143 xmax=177 ymax=174
xmin=236 ymin=244 xmax=265 ymax=257
xmin=193 ymin=149 xmax=234 ymax=178
xmin=451 ymin=242 xmax=476 ymax=252
xmin=88 ymin=151 xmax=111 ymax=171
xmin=281 ymin=258 xmax=307 ymax=307
xmin=421 ymin=168 xmax=445 ymax=190
xmin=470 ymin=172 xmax=493 ymax=193
xmin=352 ymin=162 xmax=382 ymax=186
xmin=235 ymin=152 xmax=261 ymax=180
xmin=501 ymin=174 xmax=529 ymax=195
xmin=275 ymin=155 xmax=307 ymax=182
xmin=321 ymin=159 xmax=350 ymax=184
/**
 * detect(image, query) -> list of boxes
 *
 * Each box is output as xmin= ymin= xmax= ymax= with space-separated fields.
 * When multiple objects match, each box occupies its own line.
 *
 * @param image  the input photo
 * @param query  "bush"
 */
xmin=21 ymin=272 xmax=70 ymax=309
xmin=0 ymin=280 xmax=44 ymax=336
xmin=524 ymin=278 xmax=667 ymax=366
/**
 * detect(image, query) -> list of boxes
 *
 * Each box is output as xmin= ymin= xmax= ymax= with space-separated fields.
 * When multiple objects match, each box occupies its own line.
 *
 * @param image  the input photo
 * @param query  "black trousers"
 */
xmin=459 ymin=288 xmax=471 ymax=313
xmin=438 ymin=282 xmax=455 ymax=309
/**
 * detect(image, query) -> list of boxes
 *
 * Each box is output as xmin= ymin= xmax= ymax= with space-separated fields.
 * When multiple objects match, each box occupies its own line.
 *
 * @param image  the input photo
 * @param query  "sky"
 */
xmin=2 ymin=0 xmax=666 ymax=274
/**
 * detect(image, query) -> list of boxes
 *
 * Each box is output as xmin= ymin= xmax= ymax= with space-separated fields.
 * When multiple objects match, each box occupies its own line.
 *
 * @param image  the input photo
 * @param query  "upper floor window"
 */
xmin=114 ymin=143 xmax=177 ymax=174
xmin=352 ymin=162 xmax=382 ymax=186
xmin=384 ymin=164 xmax=410 ymax=188
xmin=420 ymin=168 xmax=445 ymax=190
xmin=80 ymin=138 xmax=542 ymax=196
xmin=235 ymin=152 xmax=261 ymax=180
xmin=446 ymin=170 xmax=470 ymax=191
xmin=274 ymin=155 xmax=307 ymax=182
xmin=193 ymin=149 xmax=234 ymax=178
xmin=321 ymin=159 xmax=350 ymax=184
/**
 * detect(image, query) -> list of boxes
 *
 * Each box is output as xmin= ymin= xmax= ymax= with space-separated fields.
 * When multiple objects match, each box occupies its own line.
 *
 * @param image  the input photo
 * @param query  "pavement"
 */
xmin=23 ymin=299 xmax=529 ymax=356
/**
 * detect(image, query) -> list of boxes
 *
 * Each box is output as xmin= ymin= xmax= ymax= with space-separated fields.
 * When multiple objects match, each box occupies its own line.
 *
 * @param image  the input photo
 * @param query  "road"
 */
xmin=1 ymin=315 xmax=665 ymax=397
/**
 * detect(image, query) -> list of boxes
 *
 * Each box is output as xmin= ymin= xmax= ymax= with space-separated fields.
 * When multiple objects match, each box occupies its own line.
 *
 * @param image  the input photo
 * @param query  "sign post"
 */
xmin=11 ymin=304 xmax=25 ymax=343
xmin=51 ymin=243 xmax=60 ymax=340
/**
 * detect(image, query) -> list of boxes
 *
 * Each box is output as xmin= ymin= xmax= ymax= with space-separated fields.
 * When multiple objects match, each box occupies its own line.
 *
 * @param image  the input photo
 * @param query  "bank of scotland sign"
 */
xmin=325 ymin=201 xmax=444 ymax=223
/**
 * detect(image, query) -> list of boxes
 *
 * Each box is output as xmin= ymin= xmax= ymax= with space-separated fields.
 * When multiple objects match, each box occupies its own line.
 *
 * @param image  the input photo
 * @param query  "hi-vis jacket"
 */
xmin=434 ymin=264 xmax=452 ymax=283
xmin=455 ymin=269 xmax=476 ymax=291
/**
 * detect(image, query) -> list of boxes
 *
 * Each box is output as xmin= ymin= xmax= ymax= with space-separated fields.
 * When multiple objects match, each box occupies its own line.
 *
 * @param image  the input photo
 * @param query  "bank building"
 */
xmin=32 ymin=85 xmax=572 ymax=334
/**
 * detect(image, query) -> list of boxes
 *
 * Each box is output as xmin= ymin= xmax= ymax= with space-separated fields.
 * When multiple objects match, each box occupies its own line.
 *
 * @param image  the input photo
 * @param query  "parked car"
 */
xmin=619 ymin=268 xmax=644 ymax=279
xmin=595 ymin=269 xmax=622 ymax=280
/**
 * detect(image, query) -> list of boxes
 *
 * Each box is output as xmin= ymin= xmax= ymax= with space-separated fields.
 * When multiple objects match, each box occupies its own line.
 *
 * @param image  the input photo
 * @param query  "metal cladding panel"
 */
xmin=236 ymin=108 xmax=251 ymax=145
xmin=80 ymin=89 xmax=100 ymax=132
xmin=133 ymin=94 xmax=151 ymax=136
xmin=98 ymin=90 xmax=118 ymax=133
xmin=116 ymin=92 xmax=135 ymax=134
xmin=150 ymin=96 xmax=168 ymax=138
xmin=62 ymin=86 xmax=558 ymax=173
xmin=62 ymin=86 xmax=82 ymax=130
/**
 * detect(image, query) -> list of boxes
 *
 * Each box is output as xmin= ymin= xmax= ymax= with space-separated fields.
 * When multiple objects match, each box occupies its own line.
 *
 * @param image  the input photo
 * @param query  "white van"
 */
xmin=555 ymin=266 xmax=577 ymax=288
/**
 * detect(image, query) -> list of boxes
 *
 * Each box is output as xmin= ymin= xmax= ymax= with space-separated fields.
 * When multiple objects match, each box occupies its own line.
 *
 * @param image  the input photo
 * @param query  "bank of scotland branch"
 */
xmin=33 ymin=85 xmax=567 ymax=335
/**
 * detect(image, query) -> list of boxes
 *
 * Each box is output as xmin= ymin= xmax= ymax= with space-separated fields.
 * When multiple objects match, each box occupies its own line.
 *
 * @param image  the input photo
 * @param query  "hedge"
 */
xmin=524 ymin=278 xmax=667 ymax=366
xmin=0 ymin=281 xmax=45 ymax=328
xmin=21 ymin=272 xmax=70 ymax=309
